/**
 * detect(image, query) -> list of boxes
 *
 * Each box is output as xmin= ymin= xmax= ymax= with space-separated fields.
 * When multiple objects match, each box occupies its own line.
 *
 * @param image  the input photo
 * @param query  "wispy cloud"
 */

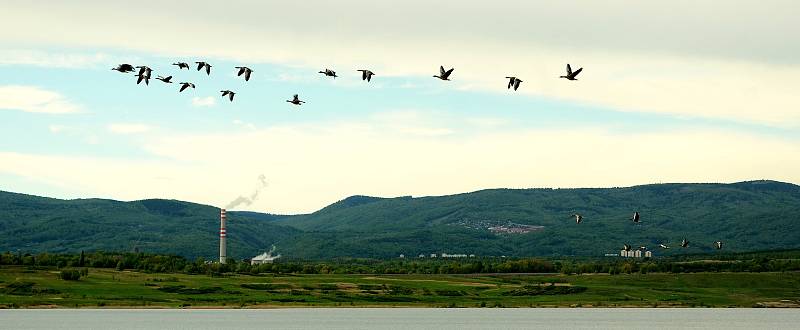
xmin=191 ymin=96 xmax=216 ymax=107
xmin=0 ymin=86 xmax=82 ymax=114
xmin=0 ymin=50 xmax=112 ymax=68
xmin=107 ymin=123 xmax=153 ymax=134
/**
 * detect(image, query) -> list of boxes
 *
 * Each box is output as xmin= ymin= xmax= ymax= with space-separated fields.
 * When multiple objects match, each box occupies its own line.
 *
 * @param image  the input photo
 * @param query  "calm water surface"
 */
xmin=1 ymin=308 xmax=798 ymax=329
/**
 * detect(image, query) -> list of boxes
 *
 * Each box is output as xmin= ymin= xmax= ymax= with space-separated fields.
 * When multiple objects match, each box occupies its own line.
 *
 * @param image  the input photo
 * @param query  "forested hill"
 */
xmin=2 ymin=180 xmax=800 ymax=259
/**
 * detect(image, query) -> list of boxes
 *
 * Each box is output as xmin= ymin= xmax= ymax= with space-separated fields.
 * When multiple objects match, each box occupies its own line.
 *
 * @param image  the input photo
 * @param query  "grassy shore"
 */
xmin=1 ymin=266 xmax=798 ymax=308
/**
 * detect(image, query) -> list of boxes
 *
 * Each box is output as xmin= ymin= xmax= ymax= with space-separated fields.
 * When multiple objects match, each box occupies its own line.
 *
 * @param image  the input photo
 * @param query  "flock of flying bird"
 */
xmin=570 ymin=211 xmax=724 ymax=252
xmin=111 ymin=61 xmax=585 ymax=105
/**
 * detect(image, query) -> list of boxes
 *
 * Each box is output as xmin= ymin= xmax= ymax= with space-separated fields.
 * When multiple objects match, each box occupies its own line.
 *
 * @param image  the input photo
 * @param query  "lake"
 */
xmin=1 ymin=308 xmax=798 ymax=329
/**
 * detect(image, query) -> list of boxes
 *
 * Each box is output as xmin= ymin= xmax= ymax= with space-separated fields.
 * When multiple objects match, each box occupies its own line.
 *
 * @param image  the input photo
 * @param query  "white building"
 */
xmin=620 ymin=250 xmax=653 ymax=258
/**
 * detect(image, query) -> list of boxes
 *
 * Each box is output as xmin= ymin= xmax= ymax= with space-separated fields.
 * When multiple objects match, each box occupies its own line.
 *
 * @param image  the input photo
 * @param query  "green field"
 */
xmin=1 ymin=266 xmax=798 ymax=308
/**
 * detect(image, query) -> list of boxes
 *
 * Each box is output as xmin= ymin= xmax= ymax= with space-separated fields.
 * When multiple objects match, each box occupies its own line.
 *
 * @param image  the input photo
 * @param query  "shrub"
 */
xmin=59 ymin=269 xmax=82 ymax=281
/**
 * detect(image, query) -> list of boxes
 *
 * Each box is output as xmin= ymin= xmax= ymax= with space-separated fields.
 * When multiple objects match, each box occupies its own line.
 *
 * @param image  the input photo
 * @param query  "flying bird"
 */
xmin=195 ymin=61 xmax=212 ymax=75
xmin=318 ymin=68 xmax=337 ymax=79
xmin=156 ymin=75 xmax=173 ymax=83
xmin=286 ymin=94 xmax=305 ymax=105
xmin=571 ymin=214 xmax=583 ymax=224
xmin=659 ymin=244 xmax=670 ymax=249
xmin=433 ymin=66 xmax=454 ymax=80
xmin=178 ymin=82 xmax=195 ymax=92
xmin=236 ymin=66 xmax=253 ymax=81
xmin=681 ymin=239 xmax=689 ymax=248
xmin=631 ymin=212 xmax=640 ymax=223
xmin=560 ymin=64 xmax=583 ymax=80
xmin=220 ymin=90 xmax=235 ymax=102
xmin=135 ymin=66 xmax=152 ymax=78
xmin=112 ymin=64 xmax=135 ymax=73
xmin=136 ymin=73 xmax=150 ymax=85
xmin=173 ymin=62 xmax=190 ymax=70
xmin=714 ymin=241 xmax=723 ymax=250
xmin=639 ymin=246 xmax=647 ymax=251
xmin=623 ymin=244 xmax=632 ymax=252
xmin=357 ymin=69 xmax=375 ymax=82
xmin=505 ymin=76 xmax=522 ymax=91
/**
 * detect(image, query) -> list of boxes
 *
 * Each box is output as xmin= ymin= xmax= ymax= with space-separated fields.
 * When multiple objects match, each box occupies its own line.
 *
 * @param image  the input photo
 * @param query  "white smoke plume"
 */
xmin=225 ymin=174 xmax=268 ymax=209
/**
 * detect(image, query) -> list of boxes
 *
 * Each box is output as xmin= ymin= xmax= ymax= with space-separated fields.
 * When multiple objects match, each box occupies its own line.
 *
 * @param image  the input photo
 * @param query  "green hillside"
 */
xmin=0 ymin=191 xmax=299 ymax=259
xmin=1 ymin=180 xmax=799 ymax=259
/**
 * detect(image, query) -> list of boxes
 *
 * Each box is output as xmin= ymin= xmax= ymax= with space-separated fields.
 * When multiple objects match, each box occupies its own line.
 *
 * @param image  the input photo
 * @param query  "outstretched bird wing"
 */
xmin=244 ymin=70 xmax=251 ymax=81
xmin=196 ymin=62 xmax=205 ymax=71
xmin=237 ymin=67 xmax=245 ymax=76
xmin=444 ymin=68 xmax=454 ymax=76
xmin=179 ymin=84 xmax=189 ymax=92
xmin=566 ymin=64 xmax=572 ymax=75
xmin=513 ymin=79 xmax=522 ymax=90
xmin=439 ymin=66 xmax=446 ymax=76
xmin=205 ymin=64 xmax=211 ymax=75
xmin=293 ymin=94 xmax=299 ymax=102
xmin=572 ymin=67 xmax=583 ymax=77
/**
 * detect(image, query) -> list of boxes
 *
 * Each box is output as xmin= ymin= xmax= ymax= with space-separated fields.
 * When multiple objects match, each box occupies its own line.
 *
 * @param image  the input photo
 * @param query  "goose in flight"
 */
xmin=236 ymin=66 xmax=253 ymax=81
xmin=178 ymin=82 xmax=195 ymax=92
xmin=659 ymin=243 xmax=670 ymax=249
xmin=714 ymin=241 xmax=723 ymax=250
xmin=195 ymin=61 xmax=212 ymax=75
xmin=286 ymin=94 xmax=305 ymax=105
xmin=505 ymin=76 xmax=522 ymax=91
xmin=433 ymin=66 xmax=454 ymax=80
xmin=631 ymin=212 xmax=640 ymax=223
xmin=623 ymin=244 xmax=632 ymax=252
xmin=571 ymin=214 xmax=583 ymax=224
xmin=135 ymin=66 xmax=152 ymax=78
xmin=318 ymin=68 xmax=337 ymax=79
xmin=560 ymin=64 xmax=583 ymax=80
xmin=681 ymin=239 xmax=689 ymax=248
xmin=358 ymin=69 xmax=375 ymax=82
xmin=156 ymin=75 xmax=173 ymax=83
xmin=173 ymin=62 xmax=190 ymax=70
xmin=112 ymin=64 xmax=135 ymax=73
xmin=220 ymin=90 xmax=235 ymax=102
xmin=136 ymin=73 xmax=150 ymax=85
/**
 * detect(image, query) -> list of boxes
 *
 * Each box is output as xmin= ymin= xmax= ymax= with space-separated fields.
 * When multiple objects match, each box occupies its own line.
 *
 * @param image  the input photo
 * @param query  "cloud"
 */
xmin=191 ymin=96 xmax=216 ymax=107
xmin=0 ymin=49 xmax=111 ymax=68
xmin=107 ymin=123 xmax=153 ymax=134
xmin=0 ymin=86 xmax=82 ymax=114
xmin=48 ymin=124 xmax=71 ymax=134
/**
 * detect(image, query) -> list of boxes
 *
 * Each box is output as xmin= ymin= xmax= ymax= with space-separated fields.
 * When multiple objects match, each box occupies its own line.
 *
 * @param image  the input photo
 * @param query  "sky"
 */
xmin=1 ymin=1 xmax=799 ymax=214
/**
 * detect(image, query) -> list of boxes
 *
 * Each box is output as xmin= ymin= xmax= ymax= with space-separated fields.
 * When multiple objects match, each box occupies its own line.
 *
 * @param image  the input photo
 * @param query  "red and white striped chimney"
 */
xmin=219 ymin=208 xmax=227 ymax=264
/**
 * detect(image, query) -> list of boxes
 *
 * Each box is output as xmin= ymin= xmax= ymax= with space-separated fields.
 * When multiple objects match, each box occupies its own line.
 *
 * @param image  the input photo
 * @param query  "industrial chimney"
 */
xmin=219 ymin=208 xmax=227 ymax=264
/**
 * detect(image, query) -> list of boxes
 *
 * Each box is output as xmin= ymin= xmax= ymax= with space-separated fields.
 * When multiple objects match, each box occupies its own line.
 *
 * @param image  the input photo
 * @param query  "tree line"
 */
xmin=1 ymin=250 xmax=799 ymax=276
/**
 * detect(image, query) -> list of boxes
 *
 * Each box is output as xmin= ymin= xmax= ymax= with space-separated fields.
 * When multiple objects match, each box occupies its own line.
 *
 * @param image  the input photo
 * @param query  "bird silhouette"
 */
xmin=178 ymin=82 xmax=195 ymax=92
xmin=681 ymin=239 xmax=689 ymax=248
xmin=195 ymin=61 xmax=212 ymax=75
xmin=112 ymin=64 xmax=135 ymax=73
xmin=357 ymin=69 xmax=375 ymax=82
xmin=571 ymin=214 xmax=583 ymax=224
xmin=135 ymin=66 xmax=152 ymax=78
xmin=220 ymin=90 xmax=235 ymax=102
xmin=631 ymin=211 xmax=640 ymax=223
xmin=505 ymin=76 xmax=522 ymax=91
xmin=156 ymin=75 xmax=173 ymax=83
xmin=235 ymin=66 xmax=253 ymax=81
xmin=433 ymin=66 xmax=454 ymax=80
xmin=319 ymin=68 xmax=337 ymax=79
xmin=714 ymin=241 xmax=723 ymax=249
xmin=136 ymin=73 xmax=150 ymax=85
xmin=560 ymin=64 xmax=583 ymax=80
xmin=173 ymin=62 xmax=190 ymax=70
xmin=286 ymin=94 xmax=305 ymax=105
xmin=623 ymin=244 xmax=632 ymax=252
xmin=659 ymin=243 xmax=670 ymax=249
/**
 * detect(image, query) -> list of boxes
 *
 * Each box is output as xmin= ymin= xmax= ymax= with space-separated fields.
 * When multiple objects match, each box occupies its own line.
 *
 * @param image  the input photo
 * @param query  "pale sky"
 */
xmin=1 ymin=1 xmax=799 ymax=213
